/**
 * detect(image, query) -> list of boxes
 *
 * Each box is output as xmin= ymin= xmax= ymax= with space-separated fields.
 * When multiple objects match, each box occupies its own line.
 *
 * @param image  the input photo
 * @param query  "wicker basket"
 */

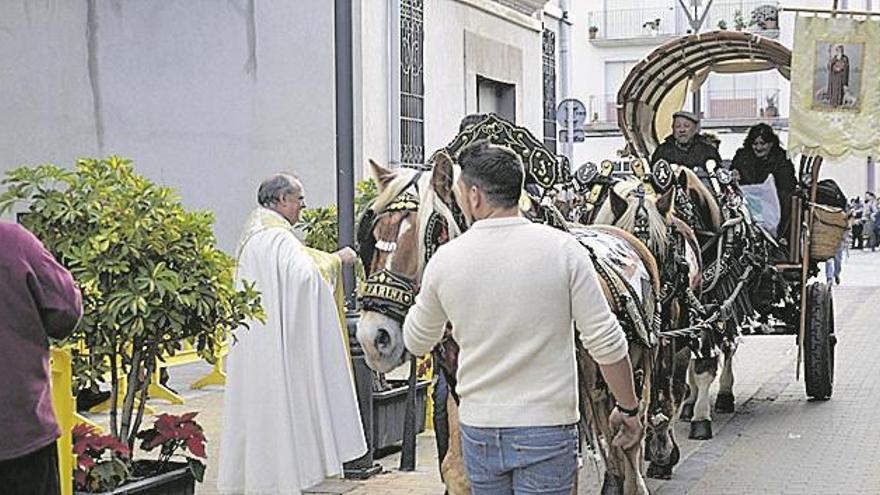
xmin=810 ymin=205 xmax=848 ymax=261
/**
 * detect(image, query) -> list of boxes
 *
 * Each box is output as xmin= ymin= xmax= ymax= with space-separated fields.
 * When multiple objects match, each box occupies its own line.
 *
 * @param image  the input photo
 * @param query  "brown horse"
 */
xmin=594 ymin=174 xmax=705 ymax=479
xmin=356 ymin=155 xmax=657 ymax=495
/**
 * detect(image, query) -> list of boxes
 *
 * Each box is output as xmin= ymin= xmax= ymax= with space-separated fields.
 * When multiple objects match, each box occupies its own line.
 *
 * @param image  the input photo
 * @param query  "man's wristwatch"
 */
xmin=615 ymin=403 xmax=640 ymax=417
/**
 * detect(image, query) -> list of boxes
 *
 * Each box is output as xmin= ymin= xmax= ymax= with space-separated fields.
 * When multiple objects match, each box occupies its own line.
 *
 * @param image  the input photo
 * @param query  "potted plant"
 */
xmin=73 ymin=424 xmax=130 ymax=492
xmin=642 ymin=18 xmax=661 ymax=35
xmin=0 ymin=157 xmax=263 ymax=493
xmin=750 ymin=5 xmax=779 ymax=31
xmin=717 ymin=19 xmax=728 ymax=30
xmin=588 ymin=25 xmax=599 ymax=39
xmin=734 ymin=9 xmax=747 ymax=31
xmin=764 ymin=93 xmax=779 ymax=117
xmin=73 ymin=413 xmax=207 ymax=494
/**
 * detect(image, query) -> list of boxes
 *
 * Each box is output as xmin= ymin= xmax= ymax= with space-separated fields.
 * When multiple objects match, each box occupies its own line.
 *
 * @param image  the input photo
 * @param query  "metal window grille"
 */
xmin=401 ymin=0 xmax=425 ymax=168
xmin=542 ymin=29 xmax=557 ymax=153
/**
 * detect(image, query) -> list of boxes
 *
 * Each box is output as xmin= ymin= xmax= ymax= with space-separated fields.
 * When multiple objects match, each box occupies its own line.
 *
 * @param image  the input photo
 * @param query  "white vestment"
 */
xmin=218 ymin=208 xmax=366 ymax=495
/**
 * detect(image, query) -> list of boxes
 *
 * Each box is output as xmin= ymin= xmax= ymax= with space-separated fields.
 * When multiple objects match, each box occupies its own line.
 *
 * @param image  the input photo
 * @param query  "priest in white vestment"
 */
xmin=218 ymin=173 xmax=367 ymax=495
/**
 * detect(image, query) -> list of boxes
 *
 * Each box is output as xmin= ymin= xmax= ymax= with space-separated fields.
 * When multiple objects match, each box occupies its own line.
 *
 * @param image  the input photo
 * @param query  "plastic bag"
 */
xmin=741 ymin=176 xmax=781 ymax=236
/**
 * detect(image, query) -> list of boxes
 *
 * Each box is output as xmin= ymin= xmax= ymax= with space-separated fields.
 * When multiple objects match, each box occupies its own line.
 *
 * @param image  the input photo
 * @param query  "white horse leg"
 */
xmin=715 ymin=346 xmax=736 ymax=413
xmin=679 ymin=359 xmax=698 ymax=420
xmin=688 ymin=357 xmax=717 ymax=440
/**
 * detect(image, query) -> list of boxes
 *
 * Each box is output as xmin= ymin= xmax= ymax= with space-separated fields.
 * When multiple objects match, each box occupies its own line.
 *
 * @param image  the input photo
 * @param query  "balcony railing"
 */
xmin=587 ymin=94 xmax=619 ymax=126
xmin=585 ymin=88 xmax=784 ymax=134
xmin=703 ymin=88 xmax=783 ymax=121
xmin=587 ymin=6 xmax=682 ymax=41
xmin=588 ymin=2 xmax=777 ymax=42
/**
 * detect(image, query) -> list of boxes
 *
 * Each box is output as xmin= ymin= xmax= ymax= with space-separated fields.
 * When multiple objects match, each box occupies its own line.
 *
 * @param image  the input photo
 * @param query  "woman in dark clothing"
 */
xmin=732 ymin=123 xmax=798 ymax=239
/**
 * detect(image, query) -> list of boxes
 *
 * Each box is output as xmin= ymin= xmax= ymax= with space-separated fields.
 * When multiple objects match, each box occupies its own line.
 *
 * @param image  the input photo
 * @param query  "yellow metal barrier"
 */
xmin=417 ymin=354 xmax=434 ymax=431
xmin=51 ymin=348 xmax=75 ymax=495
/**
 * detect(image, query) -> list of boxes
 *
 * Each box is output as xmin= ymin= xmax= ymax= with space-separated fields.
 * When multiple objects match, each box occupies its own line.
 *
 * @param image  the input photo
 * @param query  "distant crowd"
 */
xmin=848 ymin=192 xmax=880 ymax=251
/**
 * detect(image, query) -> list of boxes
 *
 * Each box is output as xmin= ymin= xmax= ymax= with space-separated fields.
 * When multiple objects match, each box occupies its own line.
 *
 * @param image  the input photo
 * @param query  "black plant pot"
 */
xmin=372 ymin=379 xmax=429 ymax=454
xmin=76 ymin=461 xmax=195 ymax=495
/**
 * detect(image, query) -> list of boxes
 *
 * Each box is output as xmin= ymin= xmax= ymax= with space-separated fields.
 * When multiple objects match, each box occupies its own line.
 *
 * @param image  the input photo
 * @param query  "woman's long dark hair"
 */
xmin=742 ymin=123 xmax=781 ymax=152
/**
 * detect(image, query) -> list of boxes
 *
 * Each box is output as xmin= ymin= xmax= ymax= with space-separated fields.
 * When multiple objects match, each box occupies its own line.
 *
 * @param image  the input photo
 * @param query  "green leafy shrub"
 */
xmin=0 ymin=157 xmax=264 ymax=453
xmin=300 ymin=178 xmax=378 ymax=252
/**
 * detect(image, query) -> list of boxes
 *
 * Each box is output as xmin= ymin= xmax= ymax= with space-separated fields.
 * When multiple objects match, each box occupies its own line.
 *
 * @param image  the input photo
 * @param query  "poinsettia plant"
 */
xmin=73 ymin=424 xmax=130 ymax=492
xmin=136 ymin=412 xmax=208 ymax=482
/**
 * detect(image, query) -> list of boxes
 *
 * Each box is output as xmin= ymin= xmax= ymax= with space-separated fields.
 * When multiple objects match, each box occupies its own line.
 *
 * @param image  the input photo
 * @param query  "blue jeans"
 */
xmin=460 ymin=424 xmax=578 ymax=494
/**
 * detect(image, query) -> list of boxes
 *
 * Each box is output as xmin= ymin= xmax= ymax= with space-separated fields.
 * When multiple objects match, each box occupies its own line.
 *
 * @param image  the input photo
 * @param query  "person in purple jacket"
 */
xmin=0 ymin=221 xmax=82 ymax=495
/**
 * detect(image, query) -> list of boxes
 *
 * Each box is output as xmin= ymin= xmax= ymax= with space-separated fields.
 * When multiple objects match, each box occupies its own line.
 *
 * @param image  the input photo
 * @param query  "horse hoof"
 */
xmin=647 ymin=462 xmax=673 ymax=480
xmin=689 ymin=420 xmax=713 ymax=440
xmin=715 ymin=393 xmax=735 ymax=413
xmin=679 ymin=403 xmax=694 ymax=421
xmin=601 ymin=473 xmax=623 ymax=495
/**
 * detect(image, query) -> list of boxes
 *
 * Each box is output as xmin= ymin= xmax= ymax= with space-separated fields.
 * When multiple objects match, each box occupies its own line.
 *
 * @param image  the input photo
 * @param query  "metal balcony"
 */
xmin=587 ymin=2 xmax=779 ymax=46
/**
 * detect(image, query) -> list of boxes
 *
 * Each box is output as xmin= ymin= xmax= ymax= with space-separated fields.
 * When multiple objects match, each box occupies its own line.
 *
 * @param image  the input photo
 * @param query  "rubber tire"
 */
xmin=804 ymin=282 xmax=835 ymax=400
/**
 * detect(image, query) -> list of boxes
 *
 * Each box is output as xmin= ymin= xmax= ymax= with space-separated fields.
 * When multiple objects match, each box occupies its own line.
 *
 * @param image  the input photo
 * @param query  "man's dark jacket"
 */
xmin=651 ymin=135 xmax=723 ymax=173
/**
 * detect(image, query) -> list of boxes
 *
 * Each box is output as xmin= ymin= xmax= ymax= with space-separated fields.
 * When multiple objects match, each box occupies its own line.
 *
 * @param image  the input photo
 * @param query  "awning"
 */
xmin=617 ymin=30 xmax=792 ymax=158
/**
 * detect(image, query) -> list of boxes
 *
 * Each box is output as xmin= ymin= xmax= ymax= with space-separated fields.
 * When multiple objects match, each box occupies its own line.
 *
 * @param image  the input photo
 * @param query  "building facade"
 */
xmin=0 ymin=0 xmax=563 ymax=251
xmin=568 ymin=0 xmax=880 ymax=197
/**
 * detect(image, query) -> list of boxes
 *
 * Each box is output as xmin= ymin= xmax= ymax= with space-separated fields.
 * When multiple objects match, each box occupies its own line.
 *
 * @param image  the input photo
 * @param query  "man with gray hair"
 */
xmin=651 ymin=111 xmax=722 ymax=188
xmin=218 ymin=173 xmax=365 ymax=494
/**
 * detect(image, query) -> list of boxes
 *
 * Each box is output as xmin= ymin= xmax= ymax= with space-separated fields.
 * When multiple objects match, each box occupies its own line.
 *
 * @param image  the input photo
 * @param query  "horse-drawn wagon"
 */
xmin=605 ymin=29 xmax=838 ymax=402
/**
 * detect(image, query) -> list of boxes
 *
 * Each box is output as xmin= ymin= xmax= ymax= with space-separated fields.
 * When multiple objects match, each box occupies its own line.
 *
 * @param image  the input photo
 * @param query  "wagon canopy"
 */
xmin=617 ymin=30 xmax=792 ymax=158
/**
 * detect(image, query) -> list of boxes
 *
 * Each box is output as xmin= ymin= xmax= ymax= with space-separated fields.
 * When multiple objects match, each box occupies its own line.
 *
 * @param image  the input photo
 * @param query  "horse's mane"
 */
xmin=369 ymin=168 xmax=420 ymax=214
xmin=595 ymin=178 xmax=671 ymax=264
xmin=370 ymin=164 xmax=463 ymax=277
xmin=677 ymin=167 xmax=722 ymax=232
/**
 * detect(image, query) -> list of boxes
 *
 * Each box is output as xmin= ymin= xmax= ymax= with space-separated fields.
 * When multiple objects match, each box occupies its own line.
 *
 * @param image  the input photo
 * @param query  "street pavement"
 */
xmin=85 ymin=249 xmax=880 ymax=494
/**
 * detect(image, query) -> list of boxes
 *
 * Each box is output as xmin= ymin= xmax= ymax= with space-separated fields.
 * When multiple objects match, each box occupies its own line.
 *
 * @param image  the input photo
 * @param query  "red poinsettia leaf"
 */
xmin=79 ymin=455 xmax=97 ymax=469
xmin=186 ymin=437 xmax=207 ymax=458
xmin=74 ymin=469 xmax=88 ymax=489
xmin=73 ymin=441 xmax=89 ymax=455
xmin=180 ymin=411 xmax=198 ymax=422
xmin=177 ymin=422 xmax=199 ymax=439
xmin=72 ymin=423 xmax=96 ymax=440
xmin=155 ymin=413 xmax=176 ymax=431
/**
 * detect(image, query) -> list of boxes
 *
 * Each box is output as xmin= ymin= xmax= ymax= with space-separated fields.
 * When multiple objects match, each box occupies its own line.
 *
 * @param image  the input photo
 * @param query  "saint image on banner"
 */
xmin=812 ymin=42 xmax=863 ymax=110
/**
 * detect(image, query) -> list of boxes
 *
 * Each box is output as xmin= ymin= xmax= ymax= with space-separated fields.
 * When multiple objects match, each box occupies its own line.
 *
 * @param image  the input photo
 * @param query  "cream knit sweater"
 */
xmin=403 ymin=216 xmax=628 ymax=428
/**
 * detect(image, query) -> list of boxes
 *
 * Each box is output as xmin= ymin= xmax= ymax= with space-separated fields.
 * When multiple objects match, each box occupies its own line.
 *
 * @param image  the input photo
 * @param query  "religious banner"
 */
xmin=789 ymin=15 xmax=880 ymax=159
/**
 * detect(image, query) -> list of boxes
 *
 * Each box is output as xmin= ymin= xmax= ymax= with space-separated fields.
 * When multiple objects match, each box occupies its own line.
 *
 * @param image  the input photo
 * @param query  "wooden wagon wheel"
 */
xmin=804 ymin=281 xmax=836 ymax=400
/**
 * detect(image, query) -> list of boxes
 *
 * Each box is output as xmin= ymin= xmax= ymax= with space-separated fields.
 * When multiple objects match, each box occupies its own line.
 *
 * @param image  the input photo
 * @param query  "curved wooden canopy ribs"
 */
xmin=617 ymin=31 xmax=792 ymax=158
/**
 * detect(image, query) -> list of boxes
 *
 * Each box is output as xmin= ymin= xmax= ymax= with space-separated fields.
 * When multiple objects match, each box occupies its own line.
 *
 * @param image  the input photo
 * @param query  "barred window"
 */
xmin=401 ymin=0 xmax=425 ymax=168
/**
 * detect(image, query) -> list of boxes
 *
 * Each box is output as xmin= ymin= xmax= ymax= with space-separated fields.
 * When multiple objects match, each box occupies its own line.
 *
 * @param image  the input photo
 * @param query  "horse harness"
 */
xmin=357 ymin=172 xmax=467 ymax=325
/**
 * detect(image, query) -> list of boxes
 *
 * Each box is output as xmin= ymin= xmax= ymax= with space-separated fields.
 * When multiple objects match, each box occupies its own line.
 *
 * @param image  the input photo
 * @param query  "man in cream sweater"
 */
xmin=403 ymin=141 xmax=642 ymax=494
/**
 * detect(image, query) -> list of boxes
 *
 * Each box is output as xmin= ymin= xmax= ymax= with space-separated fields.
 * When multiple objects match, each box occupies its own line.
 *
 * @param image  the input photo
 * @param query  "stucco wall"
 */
xmin=0 ymin=0 xmax=337 ymax=253
xmin=423 ymin=0 xmax=546 ymax=153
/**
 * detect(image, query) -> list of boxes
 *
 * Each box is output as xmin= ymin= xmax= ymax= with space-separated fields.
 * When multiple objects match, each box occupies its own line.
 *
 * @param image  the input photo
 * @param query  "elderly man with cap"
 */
xmin=651 ymin=111 xmax=722 ymax=186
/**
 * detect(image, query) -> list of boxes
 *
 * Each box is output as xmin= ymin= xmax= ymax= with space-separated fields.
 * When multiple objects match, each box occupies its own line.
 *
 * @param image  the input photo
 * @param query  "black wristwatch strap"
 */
xmin=616 ymin=403 xmax=640 ymax=417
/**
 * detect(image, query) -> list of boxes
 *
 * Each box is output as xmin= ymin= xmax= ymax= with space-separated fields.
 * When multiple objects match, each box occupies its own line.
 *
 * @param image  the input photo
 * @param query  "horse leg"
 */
xmin=441 ymin=394 xmax=470 ymax=495
xmin=679 ymin=359 xmax=697 ymax=421
xmin=688 ymin=356 xmax=718 ymax=440
xmin=715 ymin=343 xmax=736 ymax=413
xmin=646 ymin=346 xmax=688 ymax=479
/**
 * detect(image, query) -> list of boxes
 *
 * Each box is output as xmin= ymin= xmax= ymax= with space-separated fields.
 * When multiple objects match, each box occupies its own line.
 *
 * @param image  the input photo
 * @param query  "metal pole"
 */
xmin=335 ymin=0 xmax=356 ymax=308
xmin=560 ymin=0 xmax=574 ymax=162
xmin=388 ymin=0 xmax=401 ymax=168
xmin=870 ymin=2 xmax=876 ymax=196
xmin=336 ymin=0 xmax=381 ymax=481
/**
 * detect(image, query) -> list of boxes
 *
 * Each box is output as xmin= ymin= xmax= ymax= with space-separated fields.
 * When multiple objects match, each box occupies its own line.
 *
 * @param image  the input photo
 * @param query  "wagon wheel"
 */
xmin=804 ymin=282 xmax=836 ymax=400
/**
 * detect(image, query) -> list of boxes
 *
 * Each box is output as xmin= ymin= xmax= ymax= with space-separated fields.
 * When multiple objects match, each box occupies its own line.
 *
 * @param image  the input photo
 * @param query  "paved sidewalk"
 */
xmin=83 ymin=250 xmax=880 ymax=494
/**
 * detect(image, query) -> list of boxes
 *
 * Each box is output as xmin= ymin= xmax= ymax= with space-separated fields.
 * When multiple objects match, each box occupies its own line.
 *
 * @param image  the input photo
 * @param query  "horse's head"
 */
xmin=355 ymin=155 xmax=463 ymax=373
xmin=595 ymin=178 xmax=675 ymax=262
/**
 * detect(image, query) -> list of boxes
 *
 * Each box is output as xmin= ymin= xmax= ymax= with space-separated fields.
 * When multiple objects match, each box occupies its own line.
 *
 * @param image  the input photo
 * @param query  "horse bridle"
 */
xmin=357 ymin=172 xmax=466 ymax=324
